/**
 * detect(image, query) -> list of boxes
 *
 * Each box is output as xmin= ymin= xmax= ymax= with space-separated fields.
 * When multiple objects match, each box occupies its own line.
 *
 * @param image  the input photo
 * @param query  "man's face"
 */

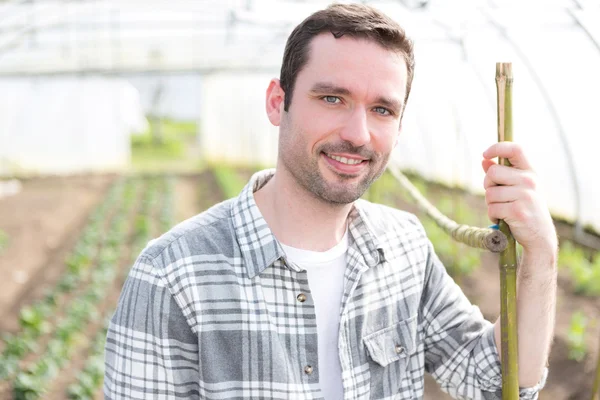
xmin=278 ymin=33 xmax=408 ymax=204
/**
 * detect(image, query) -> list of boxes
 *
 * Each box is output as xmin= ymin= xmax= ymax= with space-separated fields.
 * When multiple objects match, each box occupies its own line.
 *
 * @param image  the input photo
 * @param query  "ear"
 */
xmin=265 ymin=78 xmax=285 ymax=126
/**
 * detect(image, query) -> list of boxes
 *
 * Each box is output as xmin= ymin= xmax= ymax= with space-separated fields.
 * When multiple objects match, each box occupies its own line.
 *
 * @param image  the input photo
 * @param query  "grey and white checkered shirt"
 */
xmin=104 ymin=169 xmax=546 ymax=400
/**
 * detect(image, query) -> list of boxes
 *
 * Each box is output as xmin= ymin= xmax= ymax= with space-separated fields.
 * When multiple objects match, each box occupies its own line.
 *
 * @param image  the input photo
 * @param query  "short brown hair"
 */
xmin=279 ymin=3 xmax=415 ymax=114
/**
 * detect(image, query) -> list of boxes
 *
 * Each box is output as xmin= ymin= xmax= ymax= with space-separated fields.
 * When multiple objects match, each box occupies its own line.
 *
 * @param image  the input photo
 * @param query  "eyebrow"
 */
xmin=309 ymin=82 xmax=404 ymax=113
xmin=310 ymin=82 xmax=352 ymax=96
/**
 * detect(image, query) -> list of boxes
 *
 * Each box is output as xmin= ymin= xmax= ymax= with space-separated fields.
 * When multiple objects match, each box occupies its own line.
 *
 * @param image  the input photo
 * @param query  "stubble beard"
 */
xmin=278 ymin=113 xmax=389 ymax=205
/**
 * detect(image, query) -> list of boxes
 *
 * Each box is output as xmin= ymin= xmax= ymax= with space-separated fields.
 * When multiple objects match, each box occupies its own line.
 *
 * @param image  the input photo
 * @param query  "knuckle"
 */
xmin=515 ymin=143 xmax=524 ymax=156
xmin=522 ymin=173 xmax=537 ymax=189
xmin=488 ymin=203 xmax=500 ymax=219
xmin=523 ymin=189 xmax=535 ymax=203
xmin=510 ymin=201 xmax=520 ymax=216
xmin=512 ymin=202 xmax=529 ymax=221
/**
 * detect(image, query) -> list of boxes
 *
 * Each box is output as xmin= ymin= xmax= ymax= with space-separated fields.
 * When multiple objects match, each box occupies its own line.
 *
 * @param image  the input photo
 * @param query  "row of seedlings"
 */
xmin=0 ymin=178 xmax=127 ymax=381
xmin=66 ymin=176 xmax=175 ymax=400
xmin=11 ymin=177 xmax=146 ymax=400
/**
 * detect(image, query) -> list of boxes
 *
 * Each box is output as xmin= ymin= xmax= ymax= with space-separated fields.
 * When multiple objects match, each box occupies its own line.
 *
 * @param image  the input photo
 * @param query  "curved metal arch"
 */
xmin=567 ymin=7 xmax=600 ymax=54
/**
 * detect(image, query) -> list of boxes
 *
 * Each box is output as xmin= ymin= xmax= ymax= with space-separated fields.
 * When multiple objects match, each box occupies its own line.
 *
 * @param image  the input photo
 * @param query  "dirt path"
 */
xmin=0 ymin=174 xmax=114 ymax=333
xmin=42 ymin=180 xmax=149 ymax=400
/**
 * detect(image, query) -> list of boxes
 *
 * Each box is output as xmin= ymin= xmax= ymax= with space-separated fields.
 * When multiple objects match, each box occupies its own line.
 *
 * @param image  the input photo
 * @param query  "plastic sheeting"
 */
xmin=200 ymin=72 xmax=279 ymax=167
xmin=390 ymin=4 xmax=600 ymax=235
xmin=0 ymin=77 xmax=147 ymax=175
xmin=0 ymin=0 xmax=598 ymax=233
xmin=198 ymin=1 xmax=600 ymax=235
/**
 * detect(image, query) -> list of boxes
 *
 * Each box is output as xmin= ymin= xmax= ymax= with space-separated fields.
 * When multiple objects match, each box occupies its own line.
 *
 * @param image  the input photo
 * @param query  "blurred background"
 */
xmin=0 ymin=0 xmax=599 ymax=399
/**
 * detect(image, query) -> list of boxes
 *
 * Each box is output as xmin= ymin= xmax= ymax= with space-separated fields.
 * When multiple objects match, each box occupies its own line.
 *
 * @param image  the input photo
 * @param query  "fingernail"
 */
xmin=488 ymin=224 xmax=499 ymax=230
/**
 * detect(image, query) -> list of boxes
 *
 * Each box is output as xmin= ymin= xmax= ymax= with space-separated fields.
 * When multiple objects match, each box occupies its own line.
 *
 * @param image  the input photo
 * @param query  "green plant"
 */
xmin=18 ymin=304 xmax=52 ymax=337
xmin=567 ymin=311 xmax=588 ymax=362
xmin=559 ymin=240 xmax=600 ymax=296
xmin=64 ymin=176 xmax=174 ymax=399
xmin=364 ymin=171 xmax=399 ymax=204
xmin=66 ymin=329 xmax=105 ymax=399
xmin=0 ymin=228 xmax=8 ymax=253
xmin=0 ymin=178 xmax=142 ymax=382
xmin=158 ymin=176 xmax=176 ymax=231
xmin=0 ymin=175 xmax=178 ymax=399
xmin=131 ymin=117 xmax=198 ymax=164
xmin=212 ymin=166 xmax=246 ymax=199
xmin=0 ymin=180 xmax=115 ymax=378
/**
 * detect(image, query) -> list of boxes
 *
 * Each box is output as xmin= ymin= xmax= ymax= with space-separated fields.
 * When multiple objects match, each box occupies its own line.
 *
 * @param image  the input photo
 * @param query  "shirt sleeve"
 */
xmin=104 ymin=253 xmax=200 ymax=399
xmin=420 ymin=238 xmax=548 ymax=400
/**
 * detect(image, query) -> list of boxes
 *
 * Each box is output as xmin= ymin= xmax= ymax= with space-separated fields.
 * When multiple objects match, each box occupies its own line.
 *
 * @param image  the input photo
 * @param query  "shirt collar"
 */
xmin=231 ymin=169 xmax=386 ymax=279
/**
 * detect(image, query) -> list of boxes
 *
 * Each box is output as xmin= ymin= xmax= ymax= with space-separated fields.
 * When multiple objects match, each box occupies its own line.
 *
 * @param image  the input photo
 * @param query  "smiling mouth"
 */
xmin=323 ymin=152 xmax=368 ymax=165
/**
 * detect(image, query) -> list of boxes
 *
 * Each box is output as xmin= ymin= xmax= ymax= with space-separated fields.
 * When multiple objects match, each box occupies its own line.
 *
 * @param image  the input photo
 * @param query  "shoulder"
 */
xmin=139 ymin=198 xmax=237 ymax=270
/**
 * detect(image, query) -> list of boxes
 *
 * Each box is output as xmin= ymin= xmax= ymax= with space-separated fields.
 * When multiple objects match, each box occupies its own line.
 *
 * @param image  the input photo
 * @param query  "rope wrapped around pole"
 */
xmin=386 ymin=164 xmax=508 ymax=253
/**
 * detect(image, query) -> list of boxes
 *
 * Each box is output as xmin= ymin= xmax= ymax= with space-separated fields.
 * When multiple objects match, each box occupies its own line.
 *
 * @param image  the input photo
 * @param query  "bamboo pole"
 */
xmin=386 ymin=62 xmax=518 ymax=397
xmin=496 ymin=62 xmax=519 ymax=400
xmin=387 ymin=164 xmax=508 ymax=253
xmin=592 ymin=336 xmax=600 ymax=400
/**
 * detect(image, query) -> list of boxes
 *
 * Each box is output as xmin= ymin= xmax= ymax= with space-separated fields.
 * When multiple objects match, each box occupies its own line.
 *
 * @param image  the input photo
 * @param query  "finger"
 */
xmin=481 ymin=158 xmax=496 ymax=173
xmin=482 ymin=142 xmax=532 ymax=170
xmin=483 ymin=164 xmax=537 ymax=190
xmin=488 ymin=200 xmax=533 ymax=226
xmin=485 ymin=185 xmax=532 ymax=205
xmin=487 ymin=202 xmax=514 ymax=225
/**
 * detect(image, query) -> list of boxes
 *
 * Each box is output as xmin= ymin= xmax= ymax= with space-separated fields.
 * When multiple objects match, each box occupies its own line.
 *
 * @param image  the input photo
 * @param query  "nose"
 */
xmin=338 ymin=107 xmax=370 ymax=147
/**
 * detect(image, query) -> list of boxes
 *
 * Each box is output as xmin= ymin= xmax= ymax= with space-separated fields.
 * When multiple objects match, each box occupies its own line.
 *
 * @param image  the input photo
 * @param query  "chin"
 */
xmin=319 ymin=184 xmax=366 ymax=205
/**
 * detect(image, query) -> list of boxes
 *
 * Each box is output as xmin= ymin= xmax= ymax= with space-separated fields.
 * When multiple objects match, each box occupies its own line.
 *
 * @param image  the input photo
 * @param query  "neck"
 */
xmin=254 ymin=167 xmax=353 ymax=252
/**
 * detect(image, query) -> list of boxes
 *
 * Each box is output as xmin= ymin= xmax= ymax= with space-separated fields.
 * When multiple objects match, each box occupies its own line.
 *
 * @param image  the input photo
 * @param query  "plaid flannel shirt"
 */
xmin=104 ymin=169 xmax=547 ymax=400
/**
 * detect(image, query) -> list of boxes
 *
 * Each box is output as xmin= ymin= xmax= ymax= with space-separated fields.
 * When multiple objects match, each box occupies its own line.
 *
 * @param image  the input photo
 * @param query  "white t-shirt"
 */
xmin=280 ymin=229 xmax=348 ymax=400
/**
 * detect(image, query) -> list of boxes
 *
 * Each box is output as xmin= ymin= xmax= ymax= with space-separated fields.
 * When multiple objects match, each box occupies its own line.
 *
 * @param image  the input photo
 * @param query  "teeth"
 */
xmin=328 ymin=154 xmax=363 ymax=165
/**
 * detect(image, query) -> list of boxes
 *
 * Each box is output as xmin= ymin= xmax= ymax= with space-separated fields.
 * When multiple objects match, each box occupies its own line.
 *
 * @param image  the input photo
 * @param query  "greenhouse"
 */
xmin=0 ymin=0 xmax=599 ymax=399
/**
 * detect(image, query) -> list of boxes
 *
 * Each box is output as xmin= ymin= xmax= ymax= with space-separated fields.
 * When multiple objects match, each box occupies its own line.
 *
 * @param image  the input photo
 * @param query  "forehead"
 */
xmin=297 ymin=33 xmax=408 ymax=102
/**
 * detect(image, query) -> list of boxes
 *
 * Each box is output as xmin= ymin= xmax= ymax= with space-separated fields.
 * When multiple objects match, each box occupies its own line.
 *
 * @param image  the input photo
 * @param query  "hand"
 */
xmin=482 ymin=142 xmax=557 ymax=254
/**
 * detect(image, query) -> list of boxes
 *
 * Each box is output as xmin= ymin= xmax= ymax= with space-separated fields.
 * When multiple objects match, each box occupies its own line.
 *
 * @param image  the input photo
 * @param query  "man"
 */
xmin=104 ymin=3 xmax=557 ymax=399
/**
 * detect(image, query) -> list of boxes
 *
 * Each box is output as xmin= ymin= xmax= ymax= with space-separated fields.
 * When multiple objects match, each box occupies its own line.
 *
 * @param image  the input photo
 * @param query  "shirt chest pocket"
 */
xmin=362 ymin=315 xmax=418 ymax=400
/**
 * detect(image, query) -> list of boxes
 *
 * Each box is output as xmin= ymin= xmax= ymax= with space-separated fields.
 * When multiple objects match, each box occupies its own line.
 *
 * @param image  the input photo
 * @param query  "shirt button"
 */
xmin=304 ymin=365 xmax=313 ymax=375
xmin=395 ymin=344 xmax=405 ymax=354
xmin=297 ymin=293 xmax=307 ymax=303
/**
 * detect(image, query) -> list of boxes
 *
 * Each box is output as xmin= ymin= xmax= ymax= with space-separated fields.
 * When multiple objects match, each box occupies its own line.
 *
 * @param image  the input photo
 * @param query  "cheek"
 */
xmin=370 ymin=126 xmax=399 ymax=153
xmin=300 ymin=111 xmax=344 ymax=149
xmin=281 ymin=112 xmax=320 ymax=154
xmin=306 ymin=102 xmax=343 ymax=130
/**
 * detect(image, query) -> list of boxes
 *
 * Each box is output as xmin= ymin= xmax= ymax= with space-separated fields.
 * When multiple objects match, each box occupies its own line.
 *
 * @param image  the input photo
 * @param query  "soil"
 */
xmin=0 ymin=172 xmax=227 ymax=399
xmin=42 ymin=181 xmax=149 ymax=400
xmin=0 ymin=170 xmax=598 ymax=399
xmin=0 ymin=174 xmax=115 ymax=334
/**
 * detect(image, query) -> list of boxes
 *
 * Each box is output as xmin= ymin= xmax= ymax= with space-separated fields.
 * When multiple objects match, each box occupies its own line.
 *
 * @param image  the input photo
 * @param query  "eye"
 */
xmin=374 ymin=106 xmax=392 ymax=116
xmin=322 ymin=96 xmax=341 ymax=104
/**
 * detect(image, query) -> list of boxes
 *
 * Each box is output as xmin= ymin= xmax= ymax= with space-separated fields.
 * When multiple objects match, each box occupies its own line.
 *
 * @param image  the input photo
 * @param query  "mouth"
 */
xmin=322 ymin=152 xmax=369 ymax=175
